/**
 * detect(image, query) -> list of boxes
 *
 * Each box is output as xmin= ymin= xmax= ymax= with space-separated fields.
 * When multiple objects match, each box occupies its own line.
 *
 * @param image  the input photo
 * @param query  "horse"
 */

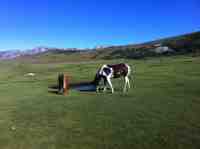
xmin=93 ymin=63 xmax=132 ymax=93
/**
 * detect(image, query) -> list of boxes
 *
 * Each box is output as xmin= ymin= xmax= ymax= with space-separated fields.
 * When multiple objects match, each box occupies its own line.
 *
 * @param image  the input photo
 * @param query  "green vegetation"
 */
xmin=0 ymin=55 xmax=200 ymax=149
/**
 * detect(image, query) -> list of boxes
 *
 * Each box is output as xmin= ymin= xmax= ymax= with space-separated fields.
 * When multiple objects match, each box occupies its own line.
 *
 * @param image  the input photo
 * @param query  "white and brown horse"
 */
xmin=93 ymin=63 xmax=132 ymax=93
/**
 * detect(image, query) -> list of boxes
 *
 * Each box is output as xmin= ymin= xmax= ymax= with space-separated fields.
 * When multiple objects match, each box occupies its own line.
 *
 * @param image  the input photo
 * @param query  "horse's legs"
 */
xmin=103 ymin=77 xmax=107 ymax=92
xmin=123 ymin=76 xmax=129 ymax=92
xmin=127 ymin=77 xmax=130 ymax=89
xmin=106 ymin=77 xmax=114 ymax=93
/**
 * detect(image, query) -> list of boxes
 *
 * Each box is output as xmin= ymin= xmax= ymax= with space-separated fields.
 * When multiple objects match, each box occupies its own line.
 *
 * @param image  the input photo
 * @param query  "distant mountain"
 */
xmin=0 ymin=47 xmax=81 ymax=60
xmin=0 ymin=50 xmax=22 ymax=60
xmin=0 ymin=47 xmax=47 ymax=60
xmin=1 ymin=31 xmax=200 ymax=61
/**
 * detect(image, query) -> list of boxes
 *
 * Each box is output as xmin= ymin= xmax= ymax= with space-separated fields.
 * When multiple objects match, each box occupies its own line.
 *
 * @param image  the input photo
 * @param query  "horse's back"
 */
xmin=107 ymin=63 xmax=130 ymax=78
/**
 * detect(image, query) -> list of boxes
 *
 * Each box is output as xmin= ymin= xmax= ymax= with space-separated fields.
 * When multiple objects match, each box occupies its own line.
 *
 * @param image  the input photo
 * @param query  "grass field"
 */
xmin=0 ymin=55 xmax=200 ymax=149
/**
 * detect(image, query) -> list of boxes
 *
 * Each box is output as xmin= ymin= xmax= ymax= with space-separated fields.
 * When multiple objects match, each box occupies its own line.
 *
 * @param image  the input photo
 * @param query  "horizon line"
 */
xmin=0 ymin=30 xmax=199 ymax=52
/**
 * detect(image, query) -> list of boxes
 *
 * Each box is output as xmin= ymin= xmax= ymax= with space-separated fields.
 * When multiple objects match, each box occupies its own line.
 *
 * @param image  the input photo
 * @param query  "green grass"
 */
xmin=0 ymin=55 xmax=200 ymax=149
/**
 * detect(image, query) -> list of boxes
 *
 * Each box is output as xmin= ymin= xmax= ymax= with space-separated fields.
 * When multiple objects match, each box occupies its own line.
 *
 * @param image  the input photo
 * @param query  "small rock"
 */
xmin=11 ymin=126 xmax=16 ymax=131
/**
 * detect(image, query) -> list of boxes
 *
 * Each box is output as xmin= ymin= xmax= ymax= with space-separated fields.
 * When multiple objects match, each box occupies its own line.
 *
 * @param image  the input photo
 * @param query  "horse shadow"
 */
xmin=69 ymin=81 xmax=96 ymax=92
xmin=48 ymin=81 xmax=96 ymax=95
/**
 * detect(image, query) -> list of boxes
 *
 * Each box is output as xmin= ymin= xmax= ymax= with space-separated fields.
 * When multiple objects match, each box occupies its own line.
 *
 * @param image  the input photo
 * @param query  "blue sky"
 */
xmin=0 ymin=0 xmax=199 ymax=50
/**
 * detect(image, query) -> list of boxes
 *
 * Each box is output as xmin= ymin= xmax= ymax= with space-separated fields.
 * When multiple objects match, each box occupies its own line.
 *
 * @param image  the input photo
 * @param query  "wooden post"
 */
xmin=58 ymin=73 xmax=70 ymax=95
xmin=63 ymin=74 xmax=69 ymax=95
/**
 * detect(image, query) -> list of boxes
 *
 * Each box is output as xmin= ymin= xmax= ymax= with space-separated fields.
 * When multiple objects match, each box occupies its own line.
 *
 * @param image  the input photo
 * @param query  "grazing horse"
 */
xmin=93 ymin=63 xmax=131 ymax=93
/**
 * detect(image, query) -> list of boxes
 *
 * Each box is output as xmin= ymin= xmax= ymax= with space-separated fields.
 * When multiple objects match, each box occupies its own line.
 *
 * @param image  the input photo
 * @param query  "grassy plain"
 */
xmin=0 ymin=55 xmax=200 ymax=149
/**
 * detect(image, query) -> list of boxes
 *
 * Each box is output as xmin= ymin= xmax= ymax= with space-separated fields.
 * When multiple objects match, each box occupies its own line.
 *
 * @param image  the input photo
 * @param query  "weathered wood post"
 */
xmin=58 ymin=73 xmax=70 ymax=95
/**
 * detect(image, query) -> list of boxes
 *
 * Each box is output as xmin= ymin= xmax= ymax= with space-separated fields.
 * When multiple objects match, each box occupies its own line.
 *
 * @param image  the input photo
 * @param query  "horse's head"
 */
xmin=93 ymin=73 xmax=105 ymax=92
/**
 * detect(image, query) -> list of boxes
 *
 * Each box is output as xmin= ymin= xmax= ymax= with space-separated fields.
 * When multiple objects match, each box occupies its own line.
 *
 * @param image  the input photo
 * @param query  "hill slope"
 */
xmin=94 ymin=31 xmax=200 ymax=59
xmin=9 ymin=31 xmax=200 ymax=63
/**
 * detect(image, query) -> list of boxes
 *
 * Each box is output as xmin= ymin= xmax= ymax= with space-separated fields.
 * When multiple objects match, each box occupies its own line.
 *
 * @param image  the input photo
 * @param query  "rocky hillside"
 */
xmin=93 ymin=31 xmax=200 ymax=59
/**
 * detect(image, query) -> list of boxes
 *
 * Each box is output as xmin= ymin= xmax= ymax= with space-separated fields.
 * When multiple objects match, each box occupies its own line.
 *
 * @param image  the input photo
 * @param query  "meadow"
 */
xmin=0 ymin=55 xmax=200 ymax=149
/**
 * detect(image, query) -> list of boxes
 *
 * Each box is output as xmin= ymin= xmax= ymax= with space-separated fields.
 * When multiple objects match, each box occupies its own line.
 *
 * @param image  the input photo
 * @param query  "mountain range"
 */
xmin=0 ymin=47 xmax=81 ymax=60
xmin=0 ymin=31 xmax=200 ymax=60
